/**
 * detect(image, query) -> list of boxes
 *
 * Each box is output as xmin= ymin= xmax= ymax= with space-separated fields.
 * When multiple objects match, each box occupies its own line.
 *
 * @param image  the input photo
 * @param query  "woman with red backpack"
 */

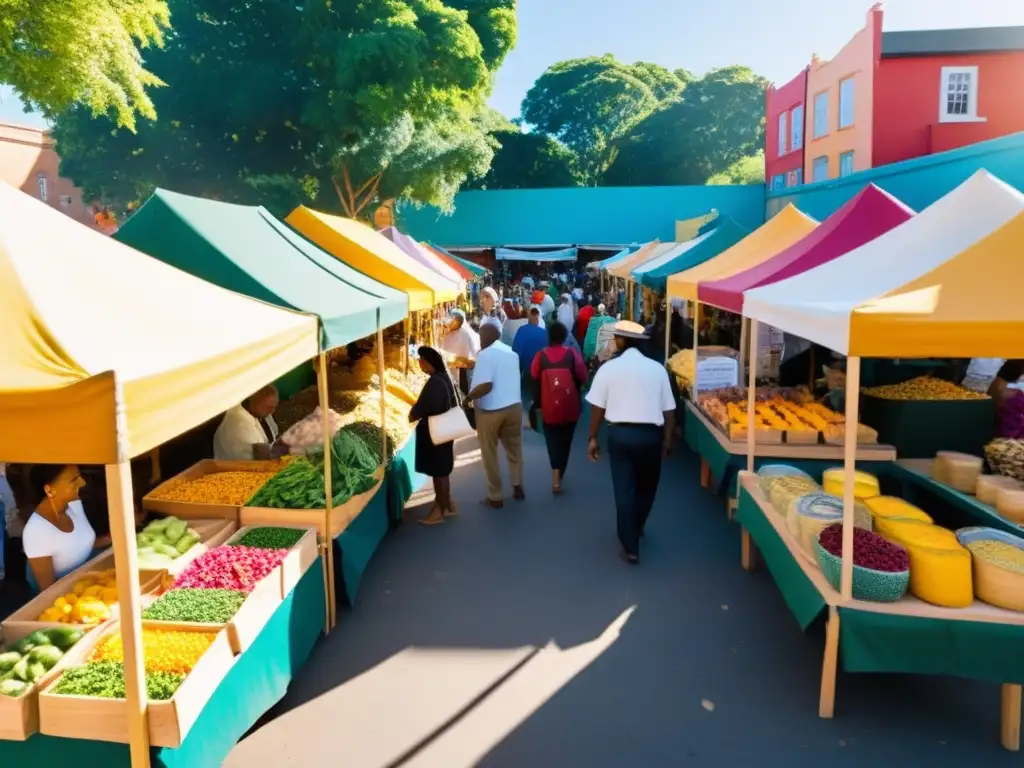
xmin=529 ymin=321 xmax=589 ymax=495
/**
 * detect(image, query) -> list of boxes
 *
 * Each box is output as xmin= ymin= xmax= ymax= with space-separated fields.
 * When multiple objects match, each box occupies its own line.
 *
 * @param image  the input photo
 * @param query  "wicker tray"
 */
xmin=142 ymin=459 xmax=286 ymax=522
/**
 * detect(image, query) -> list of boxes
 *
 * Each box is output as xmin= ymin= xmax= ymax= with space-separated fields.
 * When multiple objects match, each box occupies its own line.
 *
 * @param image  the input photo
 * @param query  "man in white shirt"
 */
xmin=214 ymin=385 xmax=282 ymax=460
xmin=442 ymin=309 xmax=480 ymax=396
xmin=466 ymin=323 xmax=525 ymax=508
xmin=586 ymin=321 xmax=676 ymax=565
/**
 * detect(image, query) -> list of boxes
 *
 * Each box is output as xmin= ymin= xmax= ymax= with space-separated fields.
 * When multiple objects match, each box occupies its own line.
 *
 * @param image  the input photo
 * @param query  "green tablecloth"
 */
xmin=387 ymin=433 xmax=427 ymax=524
xmin=2 ymin=557 xmax=326 ymax=766
xmin=335 ymin=481 xmax=389 ymax=605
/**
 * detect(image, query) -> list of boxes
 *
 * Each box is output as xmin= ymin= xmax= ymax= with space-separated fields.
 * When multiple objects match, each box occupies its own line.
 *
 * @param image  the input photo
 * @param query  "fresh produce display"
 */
xmin=52 ymin=661 xmax=183 ymax=701
xmin=233 ymin=526 xmax=306 ymax=550
xmin=142 ymin=588 xmax=247 ymax=624
xmin=863 ymin=376 xmax=989 ymax=401
xmin=985 ymin=438 xmax=1024 ymax=482
xmin=90 ymin=627 xmax=215 ymax=675
xmin=345 ymin=420 xmax=396 ymax=461
xmin=149 ymin=470 xmax=277 ymax=506
xmin=279 ymin=406 xmax=346 ymax=452
xmin=173 ymin=545 xmax=288 ymax=593
xmin=37 ymin=569 xmax=120 ymax=623
xmin=818 ymin=524 xmax=909 ymax=572
xmin=244 ymin=458 xmax=326 ymax=509
xmin=136 ymin=516 xmax=202 ymax=570
xmin=0 ymin=628 xmax=85 ymax=696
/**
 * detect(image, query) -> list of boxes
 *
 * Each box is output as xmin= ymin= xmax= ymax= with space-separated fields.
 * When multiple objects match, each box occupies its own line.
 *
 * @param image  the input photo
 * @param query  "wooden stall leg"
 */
xmin=1002 ymin=683 xmax=1022 ymax=751
xmin=377 ymin=328 xmax=388 ymax=465
xmin=819 ymin=606 xmax=840 ymax=719
xmin=740 ymin=527 xmax=759 ymax=570
xmin=726 ymin=495 xmax=738 ymax=521
xmin=316 ymin=352 xmax=337 ymax=631
xmin=699 ymin=458 xmax=711 ymax=489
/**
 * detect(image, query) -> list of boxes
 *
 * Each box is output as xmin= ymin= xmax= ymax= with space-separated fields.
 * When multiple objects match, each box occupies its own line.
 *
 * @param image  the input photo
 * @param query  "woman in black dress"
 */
xmin=409 ymin=346 xmax=459 ymax=526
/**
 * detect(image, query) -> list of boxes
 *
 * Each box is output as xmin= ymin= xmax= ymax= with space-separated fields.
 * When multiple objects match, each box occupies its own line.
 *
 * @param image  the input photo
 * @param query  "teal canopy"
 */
xmin=429 ymin=242 xmax=488 ymax=277
xmin=631 ymin=218 xmax=751 ymax=292
xmin=594 ymin=246 xmax=635 ymax=270
xmin=116 ymin=190 xmax=409 ymax=350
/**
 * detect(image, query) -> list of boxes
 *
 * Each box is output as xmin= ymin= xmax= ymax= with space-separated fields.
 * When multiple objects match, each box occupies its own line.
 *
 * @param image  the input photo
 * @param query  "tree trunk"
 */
xmin=331 ymin=161 xmax=383 ymax=222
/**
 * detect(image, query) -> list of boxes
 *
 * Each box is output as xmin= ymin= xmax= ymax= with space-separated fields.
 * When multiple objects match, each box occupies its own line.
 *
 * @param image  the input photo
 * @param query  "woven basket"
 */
xmin=813 ymin=539 xmax=909 ymax=602
xmin=821 ymin=468 xmax=880 ymax=500
xmin=765 ymin=475 xmax=820 ymax=515
xmin=957 ymin=527 xmax=1024 ymax=612
xmin=977 ymin=475 xmax=1023 ymax=505
xmin=878 ymin=523 xmax=973 ymax=607
xmin=996 ymin=488 xmax=1024 ymax=524
xmin=757 ymin=464 xmax=813 ymax=496
xmin=787 ymin=493 xmax=872 ymax=556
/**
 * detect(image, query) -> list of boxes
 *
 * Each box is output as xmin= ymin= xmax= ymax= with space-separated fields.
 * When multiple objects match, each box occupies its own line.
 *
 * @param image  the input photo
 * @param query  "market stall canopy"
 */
xmin=0 ymin=183 xmax=318 ymax=465
xmin=743 ymin=170 xmax=1024 ymax=357
xmin=378 ymin=226 xmax=467 ymax=288
xmin=424 ymin=242 xmax=475 ymax=280
xmin=632 ymin=218 xmax=751 ymax=291
xmin=116 ymin=190 xmax=409 ymax=349
xmin=286 ymin=206 xmax=459 ymax=310
xmin=699 ymin=185 xmax=914 ymax=314
xmin=429 ymin=243 xmax=488 ymax=277
xmin=589 ymin=246 xmax=635 ymax=270
xmin=666 ymin=204 xmax=818 ymax=302
xmin=607 ymin=240 xmax=671 ymax=279
xmin=495 ymin=246 xmax=578 ymax=262
xmin=676 ymin=210 xmax=719 ymax=243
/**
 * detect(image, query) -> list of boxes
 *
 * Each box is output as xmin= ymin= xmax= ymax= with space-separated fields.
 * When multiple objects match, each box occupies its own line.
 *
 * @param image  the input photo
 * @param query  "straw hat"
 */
xmin=612 ymin=320 xmax=648 ymax=339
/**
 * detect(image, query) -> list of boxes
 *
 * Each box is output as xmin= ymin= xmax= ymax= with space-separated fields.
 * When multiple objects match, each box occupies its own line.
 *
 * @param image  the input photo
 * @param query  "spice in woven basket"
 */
xmin=965 ymin=539 xmax=1024 ymax=573
xmin=819 ymin=524 xmax=908 ymax=572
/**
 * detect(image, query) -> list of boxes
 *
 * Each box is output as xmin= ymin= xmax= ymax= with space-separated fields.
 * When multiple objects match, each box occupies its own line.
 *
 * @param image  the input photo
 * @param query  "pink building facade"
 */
xmin=765 ymin=69 xmax=808 ymax=192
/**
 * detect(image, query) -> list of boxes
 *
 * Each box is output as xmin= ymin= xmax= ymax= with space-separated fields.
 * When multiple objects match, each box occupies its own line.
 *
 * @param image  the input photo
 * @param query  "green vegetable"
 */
xmin=163 ymin=519 xmax=188 ymax=544
xmin=42 ymin=628 xmax=83 ymax=652
xmin=52 ymin=662 xmax=184 ymax=700
xmin=144 ymin=518 xmax=172 ymax=534
xmin=26 ymin=661 xmax=47 ymax=683
xmin=154 ymin=542 xmax=181 ymax=558
xmin=142 ymin=588 xmax=246 ymax=624
xmin=175 ymin=532 xmax=201 ymax=555
xmin=0 ymin=651 xmax=21 ymax=674
xmin=0 ymin=679 xmax=28 ymax=697
xmin=28 ymin=644 xmax=64 ymax=672
xmin=16 ymin=630 xmax=52 ymax=655
xmin=345 ymin=421 xmax=396 ymax=462
xmin=9 ymin=658 xmax=29 ymax=682
xmin=233 ymin=527 xmax=305 ymax=550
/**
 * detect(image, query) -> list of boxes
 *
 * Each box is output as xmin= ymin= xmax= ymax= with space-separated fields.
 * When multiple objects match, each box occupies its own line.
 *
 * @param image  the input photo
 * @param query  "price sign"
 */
xmin=695 ymin=357 xmax=739 ymax=391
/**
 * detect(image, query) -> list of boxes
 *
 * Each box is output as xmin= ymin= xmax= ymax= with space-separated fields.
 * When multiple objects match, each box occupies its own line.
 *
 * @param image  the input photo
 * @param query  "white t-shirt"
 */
xmin=441 ymin=325 xmax=481 ymax=360
xmin=539 ymin=295 xmax=556 ymax=319
xmin=587 ymin=348 xmax=676 ymax=425
xmin=472 ymin=341 xmax=522 ymax=411
xmin=214 ymin=404 xmax=279 ymax=461
xmin=23 ymin=501 xmax=96 ymax=577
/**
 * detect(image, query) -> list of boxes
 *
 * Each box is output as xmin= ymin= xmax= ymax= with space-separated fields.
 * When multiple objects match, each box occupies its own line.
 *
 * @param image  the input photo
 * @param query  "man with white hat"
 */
xmin=480 ymin=286 xmax=507 ymax=327
xmin=586 ymin=321 xmax=676 ymax=565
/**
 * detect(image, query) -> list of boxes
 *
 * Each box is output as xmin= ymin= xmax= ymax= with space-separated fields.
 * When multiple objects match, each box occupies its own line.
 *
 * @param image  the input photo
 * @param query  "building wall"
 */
xmin=765 ymin=69 xmax=808 ymax=190
xmin=766 ymin=129 xmax=1024 ymax=220
xmin=803 ymin=5 xmax=882 ymax=183
xmin=873 ymin=51 xmax=1024 ymax=167
xmin=0 ymin=122 xmax=106 ymax=230
xmin=398 ymin=184 xmax=766 ymax=247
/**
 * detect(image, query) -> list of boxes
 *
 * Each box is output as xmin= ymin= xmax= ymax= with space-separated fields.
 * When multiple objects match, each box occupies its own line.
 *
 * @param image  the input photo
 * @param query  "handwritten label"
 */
xmin=695 ymin=357 xmax=739 ymax=391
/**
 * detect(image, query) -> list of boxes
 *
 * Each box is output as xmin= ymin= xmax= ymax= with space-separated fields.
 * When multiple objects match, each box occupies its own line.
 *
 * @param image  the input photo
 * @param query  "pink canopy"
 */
xmin=378 ymin=226 xmax=466 ymax=289
xmin=698 ymin=185 xmax=914 ymax=313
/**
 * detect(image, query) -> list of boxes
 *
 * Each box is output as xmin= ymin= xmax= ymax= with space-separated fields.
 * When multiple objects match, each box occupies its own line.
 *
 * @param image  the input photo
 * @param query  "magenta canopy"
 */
xmin=698 ymin=184 xmax=915 ymax=314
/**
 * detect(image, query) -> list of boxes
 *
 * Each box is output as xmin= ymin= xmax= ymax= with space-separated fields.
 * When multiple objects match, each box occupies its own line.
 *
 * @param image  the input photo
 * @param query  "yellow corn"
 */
xmin=151 ymin=471 xmax=277 ymax=505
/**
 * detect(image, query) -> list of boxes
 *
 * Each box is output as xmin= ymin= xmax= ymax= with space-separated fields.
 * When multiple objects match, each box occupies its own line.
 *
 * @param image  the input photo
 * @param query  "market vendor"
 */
xmin=213 ymin=384 xmax=284 ymax=461
xmin=990 ymin=359 xmax=1024 ymax=438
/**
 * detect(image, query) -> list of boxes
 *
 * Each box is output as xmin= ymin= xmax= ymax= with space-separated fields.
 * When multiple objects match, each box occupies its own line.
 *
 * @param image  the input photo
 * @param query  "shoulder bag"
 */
xmin=428 ymin=372 xmax=475 ymax=445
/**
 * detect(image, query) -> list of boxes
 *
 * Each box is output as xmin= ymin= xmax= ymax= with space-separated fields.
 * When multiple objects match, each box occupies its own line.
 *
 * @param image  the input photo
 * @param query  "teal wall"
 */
xmin=399 ymin=184 xmax=766 ymax=247
xmin=767 ymin=131 xmax=1024 ymax=219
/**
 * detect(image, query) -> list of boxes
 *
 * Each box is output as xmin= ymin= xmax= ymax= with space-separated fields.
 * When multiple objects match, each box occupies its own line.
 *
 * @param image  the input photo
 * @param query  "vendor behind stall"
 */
xmin=214 ymin=384 xmax=283 ymax=461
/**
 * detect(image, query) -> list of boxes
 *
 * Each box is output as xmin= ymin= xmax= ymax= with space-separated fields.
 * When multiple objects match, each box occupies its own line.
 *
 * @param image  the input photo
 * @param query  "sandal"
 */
xmin=443 ymin=501 xmax=460 ymax=517
xmin=419 ymin=505 xmax=446 ymax=526
xmin=480 ymin=498 xmax=504 ymax=509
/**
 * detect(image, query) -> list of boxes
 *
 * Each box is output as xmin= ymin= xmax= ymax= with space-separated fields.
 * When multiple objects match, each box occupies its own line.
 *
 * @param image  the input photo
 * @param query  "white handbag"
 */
xmin=428 ymin=406 xmax=474 ymax=445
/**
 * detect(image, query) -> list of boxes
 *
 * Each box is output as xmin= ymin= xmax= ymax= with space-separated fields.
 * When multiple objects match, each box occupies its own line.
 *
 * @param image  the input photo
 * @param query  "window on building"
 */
xmin=812 ymin=156 xmax=829 ymax=182
xmin=838 ymin=77 xmax=855 ymax=128
xmin=839 ymin=151 xmax=855 ymax=177
xmin=794 ymin=168 xmax=803 ymax=186
xmin=940 ymin=66 xmax=982 ymax=122
xmin=791 ymin=104 xmax=804 ymax=150
xmin=770 ymin=174 xmax=786 ymax=191
xmin=813 ymin=91 xmax=829 ymax=138
xmin=777 ymin=112 xmax=787 ymax=156
xmin=36 ymin=174 xmax=48 ymax=202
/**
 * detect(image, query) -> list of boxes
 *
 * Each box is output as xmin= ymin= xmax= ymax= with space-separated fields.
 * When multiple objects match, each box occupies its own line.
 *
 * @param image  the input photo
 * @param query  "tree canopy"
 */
xmin=0 ymin=0 xmax=170 ymax=130
xmin=464 ymin=129 xmax=579 ymax=190
xmin=706 ymin=151 xmax=765 ymax=186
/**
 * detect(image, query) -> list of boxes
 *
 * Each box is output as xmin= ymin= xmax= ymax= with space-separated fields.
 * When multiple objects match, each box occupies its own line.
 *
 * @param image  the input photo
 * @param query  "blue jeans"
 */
xmin=607 ymin=424 xmax=664 ymax=557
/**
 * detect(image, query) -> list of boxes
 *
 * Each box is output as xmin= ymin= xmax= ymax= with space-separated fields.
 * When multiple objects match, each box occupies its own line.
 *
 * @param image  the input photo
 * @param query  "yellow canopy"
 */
xmin=0 ymin=183 xmax=320 ymax=464
xmin=286 ymin=206 xmax=459 ymax=310
xmin=607 ymin=240 xmax=671 ymax=279
xmin=675 ymin=211 xmax=718 ymax=243
xmin=666 ymin=204 xmax=818 ymax=301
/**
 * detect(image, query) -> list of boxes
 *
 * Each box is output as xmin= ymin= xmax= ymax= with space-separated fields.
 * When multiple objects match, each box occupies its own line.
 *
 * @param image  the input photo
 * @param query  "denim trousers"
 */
xmin=607 ymin=424 xmax=664 ymax=556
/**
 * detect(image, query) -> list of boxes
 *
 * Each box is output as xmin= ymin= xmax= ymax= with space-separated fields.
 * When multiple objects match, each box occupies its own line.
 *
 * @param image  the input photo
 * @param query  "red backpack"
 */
xmin=537 ymin=349 xmax=582 ymax=425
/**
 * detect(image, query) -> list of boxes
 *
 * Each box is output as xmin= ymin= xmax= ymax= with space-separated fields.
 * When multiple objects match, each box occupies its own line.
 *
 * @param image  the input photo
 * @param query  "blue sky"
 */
xmin=3 ymin=0 xmax=1024 ymax=129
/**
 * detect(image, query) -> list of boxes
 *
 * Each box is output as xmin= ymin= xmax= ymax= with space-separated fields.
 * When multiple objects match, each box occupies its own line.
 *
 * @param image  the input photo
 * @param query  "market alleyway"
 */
xmin=227 ymin=417 xmax=1017 ymax=768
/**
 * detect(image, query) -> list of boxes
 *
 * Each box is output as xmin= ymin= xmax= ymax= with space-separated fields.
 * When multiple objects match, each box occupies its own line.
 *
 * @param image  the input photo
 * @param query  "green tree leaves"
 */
xmin=706 ymin=151 xmax=766 ymax=185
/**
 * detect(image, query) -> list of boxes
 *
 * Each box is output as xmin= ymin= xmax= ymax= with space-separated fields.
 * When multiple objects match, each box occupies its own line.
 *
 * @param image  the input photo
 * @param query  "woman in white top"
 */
xmin=23 ymin=464 xmax=109 ymax=591
xmin=213 ymin=385 xmax=283 ymax=461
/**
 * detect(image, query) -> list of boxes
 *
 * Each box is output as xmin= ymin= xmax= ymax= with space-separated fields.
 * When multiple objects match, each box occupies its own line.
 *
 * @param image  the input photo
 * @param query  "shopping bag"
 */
xmin=428 ymin=406 xmax=475 ymax=445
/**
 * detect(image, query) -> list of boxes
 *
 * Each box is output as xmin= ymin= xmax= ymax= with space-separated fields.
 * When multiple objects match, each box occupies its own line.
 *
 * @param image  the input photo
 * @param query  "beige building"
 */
xmin=0 ymin=121 xmax=115 ymax=233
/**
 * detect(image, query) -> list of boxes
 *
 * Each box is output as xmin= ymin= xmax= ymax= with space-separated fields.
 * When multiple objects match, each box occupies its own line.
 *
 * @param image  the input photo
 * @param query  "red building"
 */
xmin=765 ymin=68 xmax=809 ymax=192
xmin=873 ymin=26 xmax=1024 ymax=168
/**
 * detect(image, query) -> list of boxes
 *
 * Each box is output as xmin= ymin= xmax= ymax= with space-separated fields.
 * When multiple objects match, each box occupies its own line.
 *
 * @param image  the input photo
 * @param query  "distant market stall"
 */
xmin=379 ymin=226 xmax=467 ymax=289
xmin=0 ymin=183 xmax=322 ymax=767
xmin=736 ymin=170 xmax=1024 ymax=751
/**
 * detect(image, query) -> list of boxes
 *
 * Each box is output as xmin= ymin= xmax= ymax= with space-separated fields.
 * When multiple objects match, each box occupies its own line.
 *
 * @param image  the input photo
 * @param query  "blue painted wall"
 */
xmin=398 ymin=184 xmax=766 ymax=247
xmin=767 ymin=131 xmax=1024 ymax=219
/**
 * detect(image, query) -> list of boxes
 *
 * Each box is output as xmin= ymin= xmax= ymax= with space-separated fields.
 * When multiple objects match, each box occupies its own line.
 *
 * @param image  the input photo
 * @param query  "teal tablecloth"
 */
xmin=335 ymin=481 xmax=389 ymax=605
xmin=387 ymin=433 xmax=427 ymax=524
xmin=2 ymin=557 xmax=326 ymax=766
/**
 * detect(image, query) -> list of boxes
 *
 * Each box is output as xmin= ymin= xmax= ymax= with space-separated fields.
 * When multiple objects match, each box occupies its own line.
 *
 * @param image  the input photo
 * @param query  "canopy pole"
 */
xmin=600 ymin=269 xmax=605 ymax=298
xmin=840 ymin=357 xmax=861 ymax=602
xmin=690 ymin=303 xmax=700 ymax=400
xmin=663 ymin=300 xmax=671 ymax=363
xmin=746 ymin=321 xmax=758 ymax=472
xmin=404 ymin=316 xmax=410 ymax=375
xmin=377 ymin=329 xmax=388 ymax=465
xmin=739 ymin=317 xmax=750 ymax=383
xmin=317 ymin=352 xmax=337 ymax=630
xmin=105 ymin=461 xmax=151 ymax=768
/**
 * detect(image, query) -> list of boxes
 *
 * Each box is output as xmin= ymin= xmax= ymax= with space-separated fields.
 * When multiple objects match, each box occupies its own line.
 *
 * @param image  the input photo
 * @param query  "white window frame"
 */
xmin=791 ymin=104 xmax=804 ymax=150
xmin=838 ymin=77 xmax=855 ymax=129
xmin=813 ymin=91 xmax=829 ymax=138
xmin=839 ymin=151 xmax=855 ymax=177
xmin=37 ymin=174 xmax=48 ymax=203
xmin=939 ymin=66 xmax=985 ymax=123
xmin=812 ymin=156 xmax=829 ymax=183
xmin=777 ymin=112 xmax=787 ymax=156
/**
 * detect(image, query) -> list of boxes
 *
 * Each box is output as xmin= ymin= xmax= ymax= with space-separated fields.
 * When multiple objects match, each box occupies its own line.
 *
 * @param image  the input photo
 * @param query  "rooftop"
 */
xmin=882 ymin=25 xmax=1024 ymax=57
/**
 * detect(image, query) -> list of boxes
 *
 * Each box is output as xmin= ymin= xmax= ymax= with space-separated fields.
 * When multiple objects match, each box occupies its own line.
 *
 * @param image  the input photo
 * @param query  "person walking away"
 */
xmin=530 ymin=322 xmax=589 ymax=494
xmin=441 ymin=309 xmax=480 ymax=398
xmin=575 ymin=297 xmax=596 ymax=346
xmin=408 ymin=347 xmax=460 ymax=525
xmin=586 ymin=321 xmax=676 ymax=565
xmin=466 ymin=324 xmax=525 ymax=508
xmin=557 ymin=294 xmax=575 ymax=336
xmin=512 ymin=307 xmax=547 ymax=391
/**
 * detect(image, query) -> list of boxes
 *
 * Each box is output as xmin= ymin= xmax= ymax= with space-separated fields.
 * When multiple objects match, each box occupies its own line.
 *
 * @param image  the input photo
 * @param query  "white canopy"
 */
xmin=742 ymin=170 xmax=1024 ymax=354
xmin=631 ymin=230 xmax=717 ymax=277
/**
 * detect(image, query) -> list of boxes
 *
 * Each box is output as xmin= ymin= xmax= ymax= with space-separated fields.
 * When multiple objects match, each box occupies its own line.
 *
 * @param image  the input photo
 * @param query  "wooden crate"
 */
xmin=228 ymin=525 xmax=319 ymax=599
xmin=162 ymin=518 xmax=237 ymax=577
xmin=39 ymin=621 xmax=236 ymax=748
xmin=0 ymin=618 xmax=109 ymax=741
xmin=240 ymin=466 xmax=384 ymax=539
xmin=142 ymin=459 xmax=285 ymax=522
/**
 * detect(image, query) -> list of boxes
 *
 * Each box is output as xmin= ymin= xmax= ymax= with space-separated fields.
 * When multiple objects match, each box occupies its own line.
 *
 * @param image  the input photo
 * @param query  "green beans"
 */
xmin=142 ymin=588 xmax=247 ymax=623
xmin=52 ymin=662 xmax=184 ymax=700
xmin=233 ymin=527 xmax=305 ymax=550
